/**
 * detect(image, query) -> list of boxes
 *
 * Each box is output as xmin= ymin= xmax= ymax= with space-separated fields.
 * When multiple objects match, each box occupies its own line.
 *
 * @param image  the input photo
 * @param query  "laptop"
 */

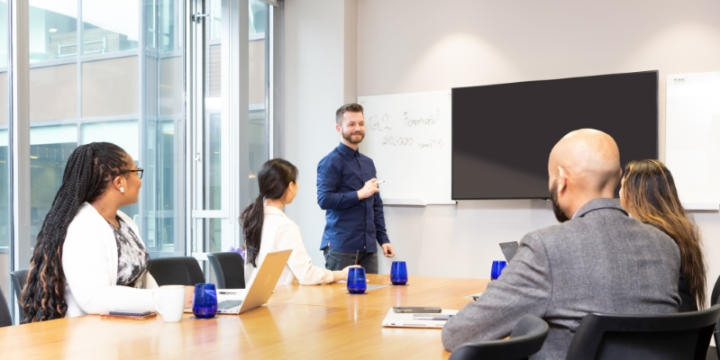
xmin=499 ymin=241 xmax=519 ymax=262
xmin=382 ymin=309 xmax=458 ymax=328
xmin=186 ymin=249 xmax=292 ymax=315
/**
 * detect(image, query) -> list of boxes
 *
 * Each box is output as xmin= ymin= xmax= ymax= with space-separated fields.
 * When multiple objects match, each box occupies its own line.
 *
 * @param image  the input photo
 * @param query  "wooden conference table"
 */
xmin=0 ymin=275 xmax=489 ymax=359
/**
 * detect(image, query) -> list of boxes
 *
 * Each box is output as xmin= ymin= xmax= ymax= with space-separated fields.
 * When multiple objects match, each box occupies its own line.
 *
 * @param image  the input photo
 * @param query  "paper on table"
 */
xmin=366 ymin=284 xmax=390 ymax=291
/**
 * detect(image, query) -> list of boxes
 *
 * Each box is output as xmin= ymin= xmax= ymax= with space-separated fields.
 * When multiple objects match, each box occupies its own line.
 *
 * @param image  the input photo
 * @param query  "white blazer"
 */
xmin=62 ymin=202 xmax=158 ymax=317
xmin=245 ymin=206 xmax=333 ymax=286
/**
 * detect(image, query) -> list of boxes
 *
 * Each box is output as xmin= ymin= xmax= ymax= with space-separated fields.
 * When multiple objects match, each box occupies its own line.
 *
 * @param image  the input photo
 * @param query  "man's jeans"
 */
xmin=323 ymin=247 xmax=378 ymax=274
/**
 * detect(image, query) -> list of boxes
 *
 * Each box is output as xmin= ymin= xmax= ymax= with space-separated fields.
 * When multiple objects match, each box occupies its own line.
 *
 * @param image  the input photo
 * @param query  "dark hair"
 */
xmin=621 ymin=159 xmax=706 ymax=309
xmin=21 ymin=142 xmax=130 ymax=323
xmin=335 ymin=103 xmax=364 ymax=124
xmin=240 ymin=159 xmax=298 ymax=267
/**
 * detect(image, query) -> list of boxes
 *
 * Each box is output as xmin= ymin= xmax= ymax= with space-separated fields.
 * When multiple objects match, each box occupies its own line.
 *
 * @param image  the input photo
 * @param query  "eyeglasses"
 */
xmin=121 ymin=168 xmax=144 ymax=179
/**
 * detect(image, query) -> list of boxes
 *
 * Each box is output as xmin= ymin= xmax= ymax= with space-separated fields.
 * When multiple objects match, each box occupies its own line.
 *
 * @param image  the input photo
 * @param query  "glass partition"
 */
xmin=0 ymin=0 xmax=9 ymax=311
xmin=141 ymin=0 xmax=185 ymax=257
xmin=246 ymin=0 xmax=269 ymax=208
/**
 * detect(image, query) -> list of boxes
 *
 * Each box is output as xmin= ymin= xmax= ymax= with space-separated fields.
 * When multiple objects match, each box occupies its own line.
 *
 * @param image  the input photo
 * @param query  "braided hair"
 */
xmin=240 ymin=159 xmax=298 ymax=267
xmin=20 ymin=142 xmax=129 ymax=323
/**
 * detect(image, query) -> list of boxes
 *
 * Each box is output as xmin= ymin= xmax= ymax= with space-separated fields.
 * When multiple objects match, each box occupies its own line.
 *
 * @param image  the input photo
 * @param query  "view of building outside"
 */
xmin=25 ymin=0 xmax=185 ymax=264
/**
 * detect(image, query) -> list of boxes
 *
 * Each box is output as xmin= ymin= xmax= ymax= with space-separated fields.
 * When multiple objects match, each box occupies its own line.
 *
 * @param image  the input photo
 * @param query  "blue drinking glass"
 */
xmin=490 ymin=260 xmax=507 ymax=281
xmin=347 ymin=266 xmax=367 ymax=294
xmin=390 ymin=261 xmax=408 ymax=285
xmin=192 ymin=283 xmax=218 ymax=318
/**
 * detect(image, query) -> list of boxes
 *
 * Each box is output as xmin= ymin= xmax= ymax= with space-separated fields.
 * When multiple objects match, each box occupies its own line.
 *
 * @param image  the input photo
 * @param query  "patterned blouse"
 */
xmin=109 ymin=216 xmax=150 ymax=287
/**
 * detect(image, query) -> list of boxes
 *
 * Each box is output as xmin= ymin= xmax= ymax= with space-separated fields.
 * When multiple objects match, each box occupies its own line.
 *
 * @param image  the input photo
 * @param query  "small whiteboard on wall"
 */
xmin=357 ymin=91 xmax=454 ymax=205
xmin=665 ymin=72 xmax=720 ymax=210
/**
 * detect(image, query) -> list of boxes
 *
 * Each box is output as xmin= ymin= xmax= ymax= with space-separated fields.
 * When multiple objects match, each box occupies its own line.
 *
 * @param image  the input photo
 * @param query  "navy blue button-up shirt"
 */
xmin=317 ymin=143 xmax=390 ymax=252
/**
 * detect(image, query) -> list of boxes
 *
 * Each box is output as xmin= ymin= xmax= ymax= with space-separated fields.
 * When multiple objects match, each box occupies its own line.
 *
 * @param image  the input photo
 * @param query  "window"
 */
xmin=2 ymin=0 xmax=277 ymax=319
xmin=23 ymin=0 xmax=186 ymax=266
xmin=82 ymin=0 xmax=139 ymax=55
xmin=29 ymin=0 xmax=77 ymax=62
xmin=0 ymin=0 xmax=9 ymax=308
xmin=192 ymin=0 xmax=271 ymax=257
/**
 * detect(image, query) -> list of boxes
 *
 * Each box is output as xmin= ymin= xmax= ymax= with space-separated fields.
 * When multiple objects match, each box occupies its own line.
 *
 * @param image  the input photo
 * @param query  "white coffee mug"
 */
xmin=151 ymin=285 xmax=186 ymax=322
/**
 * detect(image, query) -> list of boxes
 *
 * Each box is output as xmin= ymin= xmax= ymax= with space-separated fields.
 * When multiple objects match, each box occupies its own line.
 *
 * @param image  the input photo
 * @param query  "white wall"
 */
xmin=283 ymin=0 xmax=357 ymax=266
xmin=285 ymin=0 xmax=720 ymax=307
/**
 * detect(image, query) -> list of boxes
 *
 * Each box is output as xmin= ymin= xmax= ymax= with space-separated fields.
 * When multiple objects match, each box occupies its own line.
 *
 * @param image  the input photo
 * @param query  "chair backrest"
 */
xmin=148 ymin=257 xmax=205 ymax=286
xmin=713 ymin=274 xmax=720 ymax=359
xmin=0 ymin=286 xmax=12 ymax=327
xmin=448 ymin=315 xmax=549 ymax=360
xmin=10 ymin=270 xmax=28 ymax=321
xmin=566 ymin=304 xmax=720 ymax=360
xmin=713 ymin=274 xmax=720 ymax=308
xmin=206 ymin=252 xmax=245 ymax=289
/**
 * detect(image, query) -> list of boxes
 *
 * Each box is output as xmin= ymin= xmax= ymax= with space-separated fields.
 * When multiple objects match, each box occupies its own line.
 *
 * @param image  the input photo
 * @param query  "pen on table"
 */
xmin=355 ymin=250 xmax=360 ymax=265
xmin=375 ymin=180 xmax=385 ymax=184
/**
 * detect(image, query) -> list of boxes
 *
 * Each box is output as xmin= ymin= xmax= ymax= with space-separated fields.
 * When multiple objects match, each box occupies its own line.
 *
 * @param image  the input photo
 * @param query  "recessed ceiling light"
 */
xmin=49 ymin=28 xmax=57 ymax=33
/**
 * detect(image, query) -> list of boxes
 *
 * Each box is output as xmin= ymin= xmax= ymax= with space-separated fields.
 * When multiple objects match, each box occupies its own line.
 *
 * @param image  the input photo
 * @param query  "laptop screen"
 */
xmin=499 ymin=241 xmax=518 ymax=262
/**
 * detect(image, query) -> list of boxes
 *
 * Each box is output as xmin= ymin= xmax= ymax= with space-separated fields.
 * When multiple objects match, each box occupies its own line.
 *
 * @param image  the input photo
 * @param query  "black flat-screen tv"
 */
xmin=452 ymin=70 xmax=658 ymax=200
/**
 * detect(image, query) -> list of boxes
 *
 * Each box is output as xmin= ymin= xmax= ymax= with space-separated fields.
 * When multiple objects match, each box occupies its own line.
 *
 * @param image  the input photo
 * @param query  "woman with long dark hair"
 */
xmin=620 ymin=159 xmax=707 ymax=311
xmin=20 ymin=143 xmax=187 ymax=322
xmin=241 ymin=158 xmax=348 ymax=285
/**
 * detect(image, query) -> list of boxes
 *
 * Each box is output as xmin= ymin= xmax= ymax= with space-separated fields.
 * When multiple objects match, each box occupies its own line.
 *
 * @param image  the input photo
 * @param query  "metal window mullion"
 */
xmin=184 ymin=0 xmax=194 ymax=256
xmin=187 ymin=0 xmax=206 ymax=256
xmin=271 ymin=1 xmax=284 ymax=159
xmin=222 ymin=0 xmax=248 ymax=251
xmin=136 ymin=0 xmax=146 ymax=240
xmin=9 ymin=0 xmax=31 ymax=298
xmin=265 ymin=4 xmax=271 ymax=159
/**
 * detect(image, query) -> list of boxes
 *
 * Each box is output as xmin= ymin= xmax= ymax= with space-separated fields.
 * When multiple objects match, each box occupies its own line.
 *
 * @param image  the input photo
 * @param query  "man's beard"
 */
xmin=550 ymin=181 xmax=570 ymax=223
xmin=343 ymin=129 xmax=365 ymax=144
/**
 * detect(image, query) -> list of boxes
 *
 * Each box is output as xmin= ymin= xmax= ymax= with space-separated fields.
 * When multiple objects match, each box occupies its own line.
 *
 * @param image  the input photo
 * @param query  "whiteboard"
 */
xmin=357 ymin=91 xmax=453 ymax=205
xmin=666 ymin=71 xmax=720 ymax=210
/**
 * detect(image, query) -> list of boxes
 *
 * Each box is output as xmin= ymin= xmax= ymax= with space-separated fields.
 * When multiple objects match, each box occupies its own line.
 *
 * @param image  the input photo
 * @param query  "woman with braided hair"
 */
xmin=20 ymin=142 xmax=189 ymax=322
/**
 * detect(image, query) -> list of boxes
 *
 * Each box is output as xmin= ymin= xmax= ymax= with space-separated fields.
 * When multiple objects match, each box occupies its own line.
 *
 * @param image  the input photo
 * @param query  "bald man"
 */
xmin=442 ymin=129 xmax=681 ymax=359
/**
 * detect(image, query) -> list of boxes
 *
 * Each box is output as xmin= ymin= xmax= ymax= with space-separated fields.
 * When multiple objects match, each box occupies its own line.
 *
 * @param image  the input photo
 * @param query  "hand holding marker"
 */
xmin=358 ymin=178 xmax=383 ymax=199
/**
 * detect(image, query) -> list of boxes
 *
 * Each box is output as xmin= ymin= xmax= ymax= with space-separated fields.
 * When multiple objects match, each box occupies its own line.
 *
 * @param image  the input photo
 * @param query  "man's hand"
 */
xmin=381 ymin=243 xmax=395 ymax=257
xmin=357 ymin=178 xmax=380 ymax=200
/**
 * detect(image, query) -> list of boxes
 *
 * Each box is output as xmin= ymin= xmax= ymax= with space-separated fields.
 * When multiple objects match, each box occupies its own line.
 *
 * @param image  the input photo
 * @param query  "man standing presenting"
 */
xmin=317 ymin=103 xmax=395 ymax=274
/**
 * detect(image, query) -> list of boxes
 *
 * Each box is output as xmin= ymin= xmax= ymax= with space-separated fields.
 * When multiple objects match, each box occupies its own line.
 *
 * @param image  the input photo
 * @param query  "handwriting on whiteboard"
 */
xmin=367 ymin=110 xmax=446 ymax=150
xmin=404 ymin=110 xmax=441 ymax=127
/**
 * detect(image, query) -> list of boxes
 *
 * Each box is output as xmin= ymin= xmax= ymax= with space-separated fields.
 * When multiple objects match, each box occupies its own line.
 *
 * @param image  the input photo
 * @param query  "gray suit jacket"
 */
xmin=441 ymin=198 xmax=681 ymax=359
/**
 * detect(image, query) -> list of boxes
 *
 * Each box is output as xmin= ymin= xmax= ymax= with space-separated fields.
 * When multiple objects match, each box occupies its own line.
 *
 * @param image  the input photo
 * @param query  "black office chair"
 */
xmin=448 ymin=315 xmax=549 ymax=360
xmin=206 ymin=252 xmax=245 ymax=289
xmin=566 ymin=304 xmax=720 ymax=360
xmin=10 ymin=269 xmax=28 ymax=320
xmin=708 ymin=274 xmax=720 ymax=360
xmin=148 ymin=257 xmax=205 ymax=286
xmin=0 ymin=286 xmax=12 ymax=327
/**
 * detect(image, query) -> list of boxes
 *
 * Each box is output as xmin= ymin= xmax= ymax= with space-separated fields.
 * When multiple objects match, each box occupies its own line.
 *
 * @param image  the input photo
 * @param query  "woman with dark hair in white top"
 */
xmin=21 ymin=143 xmax=192 ymax=322
xmin=241 ymin=159 xmax=348 ymax=285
